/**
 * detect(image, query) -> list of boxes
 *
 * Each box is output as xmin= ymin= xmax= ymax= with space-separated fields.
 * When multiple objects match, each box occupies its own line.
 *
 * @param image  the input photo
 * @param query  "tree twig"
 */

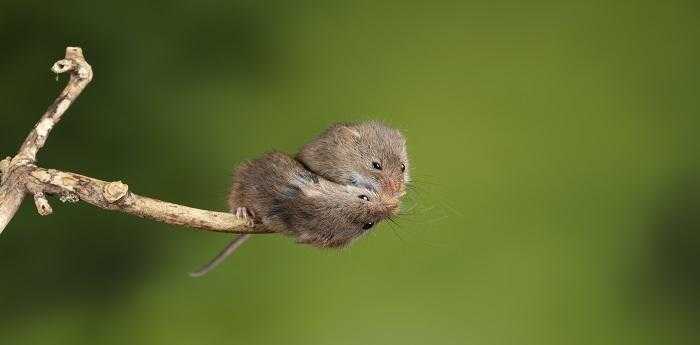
xmin=0 ymin=47 xmax=269 ymax=235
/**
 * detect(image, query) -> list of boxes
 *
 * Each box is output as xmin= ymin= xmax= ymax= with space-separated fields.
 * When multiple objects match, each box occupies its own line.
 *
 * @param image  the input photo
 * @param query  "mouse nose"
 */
xmin=380 ymin=178 xmax=401 ymax=195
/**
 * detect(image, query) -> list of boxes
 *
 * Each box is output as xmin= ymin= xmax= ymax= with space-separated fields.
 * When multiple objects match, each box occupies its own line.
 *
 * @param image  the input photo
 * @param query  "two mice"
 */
xmin=190 ymin=121 xmax=409 ymax=276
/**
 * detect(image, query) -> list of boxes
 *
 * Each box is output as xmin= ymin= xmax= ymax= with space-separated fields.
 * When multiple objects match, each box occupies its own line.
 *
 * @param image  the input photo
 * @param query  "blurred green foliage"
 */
xmin=1 ymin=1 xmax=699 ymax=344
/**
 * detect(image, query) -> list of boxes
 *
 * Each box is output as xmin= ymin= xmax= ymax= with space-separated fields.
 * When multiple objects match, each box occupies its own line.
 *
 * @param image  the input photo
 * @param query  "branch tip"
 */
xmin=51 ymin=59 xmax=73 ymax=74
xmin=51 ymin=47 xmax=91 ymax=81
xmin=32 ymin=192 xmax=53 ymax=216
xmin=65 ymin=47 xmax=84 ymax=59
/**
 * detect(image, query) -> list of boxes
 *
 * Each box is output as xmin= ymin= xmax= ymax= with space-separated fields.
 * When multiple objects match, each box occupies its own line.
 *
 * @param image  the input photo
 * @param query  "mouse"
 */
xmin=191 ymin=121 xmax=410 ymax=277
xmin=190 ymin=151 xmax=399 ymax=277
xmin=296 ymin=121 xmax=410 ymax=199
xmin=230 ymin=151 xmax=399 ymax=247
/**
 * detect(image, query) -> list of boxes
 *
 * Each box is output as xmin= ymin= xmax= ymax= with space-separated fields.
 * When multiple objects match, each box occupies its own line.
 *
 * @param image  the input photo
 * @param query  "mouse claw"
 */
xmin=235 ymin=207 xmax=255 ymax=227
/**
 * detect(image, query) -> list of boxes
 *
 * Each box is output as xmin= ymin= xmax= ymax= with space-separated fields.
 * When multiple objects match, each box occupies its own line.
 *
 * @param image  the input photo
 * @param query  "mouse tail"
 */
xmin=189 ymin=234 xmax=252 ymax=277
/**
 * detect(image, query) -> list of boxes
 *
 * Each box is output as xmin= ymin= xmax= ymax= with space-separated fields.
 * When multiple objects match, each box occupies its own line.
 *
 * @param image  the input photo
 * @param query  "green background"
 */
xmin=1 ymin=1 xmax=699 ymax=344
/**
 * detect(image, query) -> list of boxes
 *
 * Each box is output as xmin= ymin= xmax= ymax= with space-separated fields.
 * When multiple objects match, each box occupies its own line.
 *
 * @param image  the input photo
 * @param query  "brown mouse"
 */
xmin=297 ymin=121 xmax=410 ymax=199
xmin=230 ymin=151 xmax=398 ymax=246
xmin=190 ymin=151 xmax=399 ymax=277
xmin=191 ymin=121 xmax=410 ymax=277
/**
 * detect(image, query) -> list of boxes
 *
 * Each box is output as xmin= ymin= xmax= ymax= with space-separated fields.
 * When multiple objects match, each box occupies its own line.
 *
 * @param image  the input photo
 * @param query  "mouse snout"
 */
xmin=378 ymin=194 xmax=401 ymax=216
xmin=379 ymin=177 xmax=403 ymax=196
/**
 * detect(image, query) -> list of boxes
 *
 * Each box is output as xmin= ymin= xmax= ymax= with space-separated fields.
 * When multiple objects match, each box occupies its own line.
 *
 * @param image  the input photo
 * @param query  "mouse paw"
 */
xmin=234 ymin=207 xmax=255 ymax=227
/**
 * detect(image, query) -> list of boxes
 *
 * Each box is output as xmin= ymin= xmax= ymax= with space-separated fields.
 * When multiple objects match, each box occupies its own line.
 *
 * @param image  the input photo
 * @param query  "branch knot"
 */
xmin=103 ymin=181 xmax=129 ymax=203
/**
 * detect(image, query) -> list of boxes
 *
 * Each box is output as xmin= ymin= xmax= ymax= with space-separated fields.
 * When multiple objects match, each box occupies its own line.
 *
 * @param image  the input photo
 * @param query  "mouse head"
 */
xmin=295 ymin=184 xmax=400 ymax=248
xmin=297 ymin=121 xmax=410 ymax=198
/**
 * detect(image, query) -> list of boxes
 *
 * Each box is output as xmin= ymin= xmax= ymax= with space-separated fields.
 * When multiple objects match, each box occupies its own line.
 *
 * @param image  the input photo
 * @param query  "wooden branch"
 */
xmin=25 ymin=167 xmax=269 ymax=233
xmin=0 ymin=47 xmax=270 ymax=235
xmin=0 ymin=47 xmax=90 ymax=234
xmin=18 ymin=47 xmax=92 ymax=163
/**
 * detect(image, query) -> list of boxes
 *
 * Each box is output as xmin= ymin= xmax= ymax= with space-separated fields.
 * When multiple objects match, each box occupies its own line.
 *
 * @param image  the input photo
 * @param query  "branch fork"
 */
xmin=0 ymin=47 xmax=269 ymax=235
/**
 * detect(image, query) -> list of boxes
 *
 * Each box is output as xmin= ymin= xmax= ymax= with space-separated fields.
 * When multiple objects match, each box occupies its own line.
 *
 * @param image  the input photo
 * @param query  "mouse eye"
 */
xmin=358 ymin=195 xmax=370 ymax=201
xmin=372 ymin=161 xmax=382 ymax=170
xmin=401 ymin=163 xmax=406 ymax=172
xmin=362 ymin=222 xmax=375 ymax=230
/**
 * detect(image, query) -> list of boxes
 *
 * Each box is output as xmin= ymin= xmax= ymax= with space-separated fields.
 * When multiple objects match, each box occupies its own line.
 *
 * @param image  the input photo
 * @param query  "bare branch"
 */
xmin=0 ymin=47 xmax=92 ymax=234
xmin=17 ymin=47 xmax=92 ymax=163
xmin=23 ymin=167 xmax=269 ymax=234
xmin=0 ymin=47 xmax=270 ymax=236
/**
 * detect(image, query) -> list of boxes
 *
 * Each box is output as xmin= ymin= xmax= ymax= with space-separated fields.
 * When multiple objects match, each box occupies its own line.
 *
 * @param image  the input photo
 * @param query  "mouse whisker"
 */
xmin=384 ymin=220 xmax=405 ymax=244
xmin=387 ymin=215 xmax=400 ymax=227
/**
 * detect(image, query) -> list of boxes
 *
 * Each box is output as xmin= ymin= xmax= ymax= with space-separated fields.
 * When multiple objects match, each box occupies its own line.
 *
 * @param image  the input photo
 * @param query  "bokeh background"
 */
xmin=1 ymin=1 xmax=699 ymax=344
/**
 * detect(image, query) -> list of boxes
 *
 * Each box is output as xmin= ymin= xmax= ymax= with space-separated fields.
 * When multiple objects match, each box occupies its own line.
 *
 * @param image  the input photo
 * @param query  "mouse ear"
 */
xmin=334 ymin=124 xmax=361 ymax=139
